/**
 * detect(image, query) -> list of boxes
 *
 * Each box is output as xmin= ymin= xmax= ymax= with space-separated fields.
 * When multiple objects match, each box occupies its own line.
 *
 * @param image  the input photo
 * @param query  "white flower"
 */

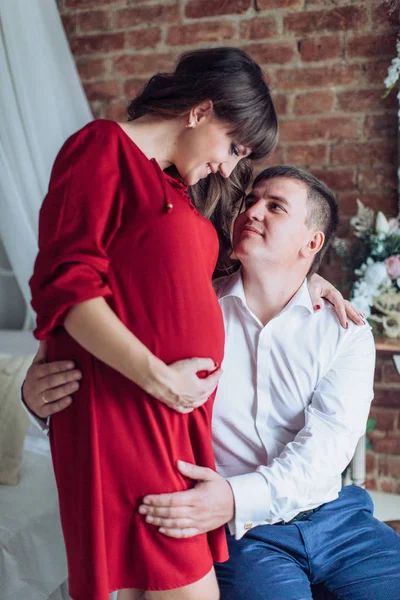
xmin=352 ymin=279 xmax=373 ymax=318
xmin=384 ymin=38 xmax=400 ymax=89
xmin=364 ymin=261 xmax=391 ymax=291
xmin=375 ymin=211 xmax=390 ymax=234
xmin=352 ymin=295 xmax=372 ymax=319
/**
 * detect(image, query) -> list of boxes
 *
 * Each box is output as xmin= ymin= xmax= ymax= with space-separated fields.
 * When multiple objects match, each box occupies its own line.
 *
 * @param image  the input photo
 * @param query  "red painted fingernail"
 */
xmin=345 ymin=322 xmax=348 ymax=329
xmin=314 ymin=304 xmax=321 ymax=311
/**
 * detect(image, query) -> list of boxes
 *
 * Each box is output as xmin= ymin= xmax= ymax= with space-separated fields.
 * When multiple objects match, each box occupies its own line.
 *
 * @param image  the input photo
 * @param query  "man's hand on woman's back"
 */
xmin=22 ymin=340 xmax=82 ymax=419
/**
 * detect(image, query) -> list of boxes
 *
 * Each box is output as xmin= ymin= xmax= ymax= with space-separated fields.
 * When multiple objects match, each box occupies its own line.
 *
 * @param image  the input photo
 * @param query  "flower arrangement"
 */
xmin=334 ymin=5 xmax=400 ymax=338
xmin=334 ymin=204 xmax=400 ymax=337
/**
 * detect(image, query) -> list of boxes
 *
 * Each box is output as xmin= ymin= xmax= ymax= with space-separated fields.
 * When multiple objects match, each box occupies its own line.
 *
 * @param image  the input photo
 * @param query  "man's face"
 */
xmin=232 ymin=177 xmax=314 ymax=269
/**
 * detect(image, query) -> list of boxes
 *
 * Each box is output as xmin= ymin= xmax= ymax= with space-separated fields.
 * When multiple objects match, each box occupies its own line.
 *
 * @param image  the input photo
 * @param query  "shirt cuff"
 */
xmin=20 ymin=385 xmax=50 ymax=435
xmin=226 ymin=472 xmax=271 ymax=540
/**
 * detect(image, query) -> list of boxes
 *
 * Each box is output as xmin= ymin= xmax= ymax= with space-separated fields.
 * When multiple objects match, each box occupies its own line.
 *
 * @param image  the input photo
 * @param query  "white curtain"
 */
xmin=0 ymin=0 xmax=93 ymax=327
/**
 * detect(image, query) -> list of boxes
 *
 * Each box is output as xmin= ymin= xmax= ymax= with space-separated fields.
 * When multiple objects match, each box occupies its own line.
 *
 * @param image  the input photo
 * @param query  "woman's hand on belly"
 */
xmin=152 ymin=357 xmax=222 ymax=414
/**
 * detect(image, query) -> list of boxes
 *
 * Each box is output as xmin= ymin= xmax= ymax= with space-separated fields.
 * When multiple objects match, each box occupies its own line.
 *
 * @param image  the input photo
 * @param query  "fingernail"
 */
xmin=138 ymin=506 xmax=147 ymax=514
xmin=345 ymin=322 xmax=348 ymax=329
xmin=143 ymin=497 xmax=151 ymax=505
xmin=177 ymin=460 xmax=186 ymax=468
xmin=314 ymin=304 xmax=321 ymax=311
xmin=66 ymin=362 xmax=74 ymax=369
xmin=159 ymin=528 xmax=166 ymax=534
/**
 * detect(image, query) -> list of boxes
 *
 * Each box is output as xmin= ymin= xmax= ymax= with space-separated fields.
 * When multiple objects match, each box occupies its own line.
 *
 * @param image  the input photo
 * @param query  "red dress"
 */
xmin=30 ymin=120 xmax=228 ymax=599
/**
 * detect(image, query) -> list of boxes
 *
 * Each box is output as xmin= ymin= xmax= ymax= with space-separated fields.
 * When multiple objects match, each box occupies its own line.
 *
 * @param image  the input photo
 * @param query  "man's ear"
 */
xmin=189 ymin=100 xmax=214 ymax=125
xmin=300 ymin=230 xmax=325 ymax=260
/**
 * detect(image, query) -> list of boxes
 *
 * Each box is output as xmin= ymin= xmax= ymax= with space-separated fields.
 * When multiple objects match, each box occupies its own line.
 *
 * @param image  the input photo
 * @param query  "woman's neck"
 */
xmin=118 ymin=116 xmax=181 ymax=170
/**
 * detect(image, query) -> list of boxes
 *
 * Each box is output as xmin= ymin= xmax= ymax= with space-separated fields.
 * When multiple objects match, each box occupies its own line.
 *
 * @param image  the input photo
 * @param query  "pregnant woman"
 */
xmin=29 ymin=47 xmax=278 ymax=600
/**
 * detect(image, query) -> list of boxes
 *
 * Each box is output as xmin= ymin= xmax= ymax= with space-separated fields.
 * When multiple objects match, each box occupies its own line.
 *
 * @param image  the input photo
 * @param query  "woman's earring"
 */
xmin=186 ymin=121 xmax=196 ymax=129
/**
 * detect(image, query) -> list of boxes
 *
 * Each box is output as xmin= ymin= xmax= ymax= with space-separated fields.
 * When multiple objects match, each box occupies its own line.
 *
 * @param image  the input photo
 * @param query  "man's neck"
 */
xmin=241 ymin=265 xmax=306 ymax=326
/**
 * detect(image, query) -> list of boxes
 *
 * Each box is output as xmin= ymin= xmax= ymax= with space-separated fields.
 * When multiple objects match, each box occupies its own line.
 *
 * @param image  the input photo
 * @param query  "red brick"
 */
xmin=337 ymin=89 xmax=397 ymax=112
xmin=284 ymin=7 xmax=367 ymax=35
xmin=185 ymin=0 xmax=251 ymax=19
xmin=167 ymin=22 xmax=235 ymax=46
xmin=298 ymin=37 xmax=341 ymax=62
xmin=364 ymin=112 xmax=399 ymax=140
xmin=273 ymin=94 xmax=289 ymax=116
xmin=76 ymin=57 xmax=107 ymax=80
xmin=124 ymin=78 xmax=149 ymax=98
xmin=240 ymin=17 xmax=278 ymax=40
xmin=383 ymin=364 xmax=400 ymax=385
xmin=346 ymin=33 xmax=398 ymax=58
xmin=116 ymin=3 xmax=179 ymax=29
xmin=294 ymin=91 xmax=335 ymax=115
xmin=286 ymin=144 xmax=329 ymax=166
xmin=372 ymin=4 xmax=400 ymax=30
xmin=66 ymin=0 xmax=125 ymax=6
xmin=335 ymin=216 xmax=351 ymax=238
xmin=113 ymin=52 xmax=177 ymax=77
xmin=276 ymin=63 xmax=362 ymax=90
xmin=126 ymin=28 xmax=162 ymax=50
xmin=306 ymin=0 xmax=355 ymax=5
xmin=365 ymin=59 xmax=394 ymax=85
xmin=369 ymin=406 xmax=399 ymax=432
xmin=61 ymin=14 xmax=77 ymax=37
xmin=380 ymin=456 xmax=400 ymax=478
xmin=83 ymin=80 xmax=121 ymax=101
xmin=255 ymin=146 xmax=287 ymax=170
xmin=380 ymin=479 xmax=395 ymax=493
xmin=373 ymin=388 xmax=400 ymax=407
xmin=366 ymin=450 xmax=378 ymax=473
xmin=105 ymin=101 xmax=129 ymax=122
xmin=338 ymin=191 xmax=398 ymax=217
xmin=70 ymin=32 xmax=125 ymax=55
xmin=280 ymin=117 xmax=359 ymax=142
xmin=374 ymin=362 xmax=384 ymax=383
xmin=371 ymin=433 xmax=400 ymax=455
xmin=77 ymin=10 xmax=112 ymax=33
xmin=332 ymin=141 xmax=397 ymax=166
xmin=310 ymin=168 xmax=356 ymax=191
xmin=257 ymin=0 xmax=302 ymax=7
xmin=244 ymin=42 xmax=297 ymax=66
xmin=365 ymin=477 xmax=378 ymax=490
xmin=91 ymin=105 xmax=104 ymax=120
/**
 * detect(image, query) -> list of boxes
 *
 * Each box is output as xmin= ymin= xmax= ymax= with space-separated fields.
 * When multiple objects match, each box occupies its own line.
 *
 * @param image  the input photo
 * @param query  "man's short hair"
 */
xmin=252 ymin=165 xmax=339 ymax=276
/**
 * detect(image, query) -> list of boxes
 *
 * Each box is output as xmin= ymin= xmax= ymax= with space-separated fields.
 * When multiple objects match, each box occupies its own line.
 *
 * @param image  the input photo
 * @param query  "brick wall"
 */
xmin=57 ymin=0 xmax=400 ymax=492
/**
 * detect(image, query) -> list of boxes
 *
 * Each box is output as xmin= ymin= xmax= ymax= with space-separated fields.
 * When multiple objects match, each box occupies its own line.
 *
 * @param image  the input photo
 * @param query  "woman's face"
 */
xmin=173 ymin=105 xmax=251 ymax=186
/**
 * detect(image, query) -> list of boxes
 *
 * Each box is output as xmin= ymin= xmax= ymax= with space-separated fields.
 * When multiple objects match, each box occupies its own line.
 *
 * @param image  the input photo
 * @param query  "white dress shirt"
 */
xmin=212 ymin=269 xmax=375 ymax=539
xmin=24 ymin=268 xmax=376 ymax=541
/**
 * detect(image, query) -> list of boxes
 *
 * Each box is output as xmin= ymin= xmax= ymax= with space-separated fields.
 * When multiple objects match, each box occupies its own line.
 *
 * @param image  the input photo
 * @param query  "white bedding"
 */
xmin=0 ymin=331 xmax=118 ymax=600
xmin=0 ymin=432 xmax=69 ymax=600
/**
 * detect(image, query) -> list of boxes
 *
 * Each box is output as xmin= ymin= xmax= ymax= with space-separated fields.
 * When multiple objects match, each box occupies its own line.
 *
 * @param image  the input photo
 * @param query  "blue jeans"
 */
xmin=215 ymin=486 xmax=400 ymax=600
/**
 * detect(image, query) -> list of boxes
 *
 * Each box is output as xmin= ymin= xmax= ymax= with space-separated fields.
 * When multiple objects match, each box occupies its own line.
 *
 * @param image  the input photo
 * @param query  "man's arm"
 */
xmin=140 ymin=325 xmax=375 ymax=539
xmin=21 ymin=341 xmax=82 ymax=434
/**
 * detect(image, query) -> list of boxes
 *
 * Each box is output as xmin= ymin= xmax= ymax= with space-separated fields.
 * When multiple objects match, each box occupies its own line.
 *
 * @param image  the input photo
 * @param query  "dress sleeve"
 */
xmin=30 ymin=122 xmax=123 ymax=339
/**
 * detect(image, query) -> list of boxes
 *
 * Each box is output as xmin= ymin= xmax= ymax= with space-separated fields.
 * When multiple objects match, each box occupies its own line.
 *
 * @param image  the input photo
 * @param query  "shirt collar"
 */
xmin=218 ymin=268 xmax=314 ymax=316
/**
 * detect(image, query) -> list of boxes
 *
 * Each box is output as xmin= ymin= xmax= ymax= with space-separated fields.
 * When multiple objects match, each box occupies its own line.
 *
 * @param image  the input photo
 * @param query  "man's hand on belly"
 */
xmin=138 ymin=461 xmax=235 ymax=538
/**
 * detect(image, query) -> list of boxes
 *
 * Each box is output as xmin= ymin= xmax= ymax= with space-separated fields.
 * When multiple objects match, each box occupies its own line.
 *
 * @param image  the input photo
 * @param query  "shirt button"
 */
xmin=244 ymin=522 xmax=253 ymax=531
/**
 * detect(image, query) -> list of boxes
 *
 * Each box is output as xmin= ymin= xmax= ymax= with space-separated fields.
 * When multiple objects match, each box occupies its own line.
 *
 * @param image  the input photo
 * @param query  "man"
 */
xmin=23 ymin=167 xmax=400 ymax=600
